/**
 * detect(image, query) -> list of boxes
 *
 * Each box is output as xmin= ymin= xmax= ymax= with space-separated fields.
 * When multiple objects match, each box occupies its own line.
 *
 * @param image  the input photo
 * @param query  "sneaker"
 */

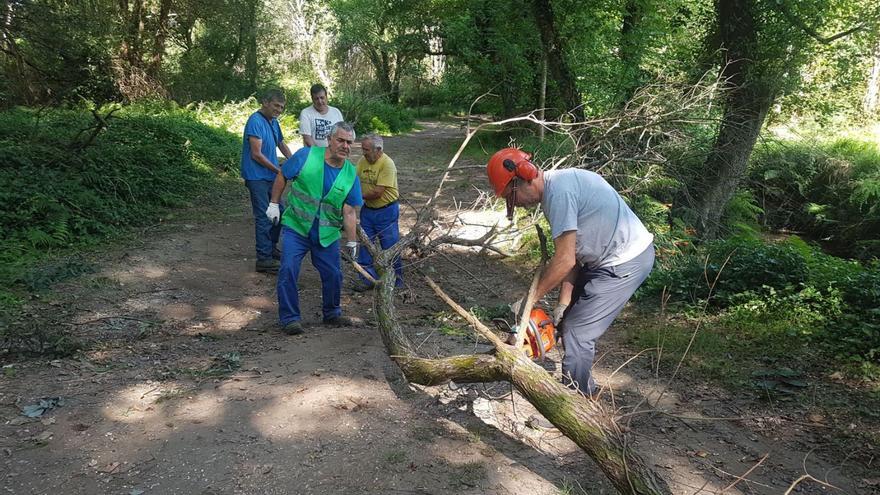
xmin=351 ymin=280 xmax=374 ymax=292
xmin=282 ymin=321 xmax=304 ymax=335
xmin=255 ymin=258 xmax=280 ymax=273
xmin=323 ymin=315 xmax=364 ymax=327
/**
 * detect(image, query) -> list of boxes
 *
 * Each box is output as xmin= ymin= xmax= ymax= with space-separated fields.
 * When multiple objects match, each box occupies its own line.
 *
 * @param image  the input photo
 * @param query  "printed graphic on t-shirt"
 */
xmin=314 ymin=118 xmax=334 ymax=141
xmin=361 ymin=169 xmax=378 ymax=186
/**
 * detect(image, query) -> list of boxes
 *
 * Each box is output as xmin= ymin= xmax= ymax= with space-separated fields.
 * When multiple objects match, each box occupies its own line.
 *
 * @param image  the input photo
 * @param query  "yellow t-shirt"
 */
xmin=356 ymin=153 xmax=399 ymax=208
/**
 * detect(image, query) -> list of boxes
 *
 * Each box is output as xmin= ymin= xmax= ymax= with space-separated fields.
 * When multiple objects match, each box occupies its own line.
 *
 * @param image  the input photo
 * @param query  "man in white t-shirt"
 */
xmin=486 ymin=148 xmax=655 ymax=398
xmin=298 ymin=84 xmax=344 ymax=148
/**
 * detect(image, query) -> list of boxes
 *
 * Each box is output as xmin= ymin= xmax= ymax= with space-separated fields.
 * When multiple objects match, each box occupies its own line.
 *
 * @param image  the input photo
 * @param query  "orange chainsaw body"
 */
xmin=522 ymin=308 xmax=556 ymax=358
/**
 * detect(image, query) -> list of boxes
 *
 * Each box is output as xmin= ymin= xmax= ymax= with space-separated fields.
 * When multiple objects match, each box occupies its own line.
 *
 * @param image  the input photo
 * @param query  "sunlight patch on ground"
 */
xmin=241 ymin=295 xmax=274 ymax=310
xmin=101 ymin=383 xmax=225 ymax=427
xmin=159 ymin=302 xmax=196 ymax=320
xmin=111 ymin=263 xmax=169 ymax=282
xmin=207 ymin=303 xmax=257 ymax=329
xmin=249 ymin=377 xmax=382 ymax=438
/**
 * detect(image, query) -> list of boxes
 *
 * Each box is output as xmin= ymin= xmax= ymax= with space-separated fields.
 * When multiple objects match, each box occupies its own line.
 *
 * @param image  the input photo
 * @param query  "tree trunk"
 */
xmin=244 ymin=0 xmax=258 ymax=92
xmin=531 ymin=0 xmax=585 ymax=121
xmin=696 ymin=92 xmax=771 ymax=238
xmin=617 ymin=0 xmax=645 ymax=105
xmin=148 ymin=0 xmax=172 ymax=78
xmin=128 ymin=0 xmax=144 ymax=67
xmin=538 ymin=54 xmax=547 ymax=141
xmin=693 ymin=0 xmax=772 ymax=239
xmin=864 ymin=37 xmax=880 ymax=115
xmin=363 ymin=240 xmax=672 ymax=495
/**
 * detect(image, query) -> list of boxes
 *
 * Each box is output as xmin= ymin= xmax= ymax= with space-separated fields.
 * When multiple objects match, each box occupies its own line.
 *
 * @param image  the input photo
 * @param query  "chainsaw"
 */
xmin=493 ymin=307 xmax=556 ymax=359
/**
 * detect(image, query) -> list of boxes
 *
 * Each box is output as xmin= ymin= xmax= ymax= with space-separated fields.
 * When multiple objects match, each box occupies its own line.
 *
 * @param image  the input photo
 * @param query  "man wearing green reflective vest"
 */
xmin=265 ymin=122 xmax=364 ymax=335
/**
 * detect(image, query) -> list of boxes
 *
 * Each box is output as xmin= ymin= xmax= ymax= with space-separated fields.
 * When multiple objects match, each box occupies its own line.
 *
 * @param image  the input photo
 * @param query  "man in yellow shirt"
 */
xmin=354 ymin=134 xmax=403 ymax=291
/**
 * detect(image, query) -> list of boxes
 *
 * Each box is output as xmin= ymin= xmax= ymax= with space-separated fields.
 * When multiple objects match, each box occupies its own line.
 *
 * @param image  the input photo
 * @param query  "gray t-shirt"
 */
xmin=542 ymin=169 xmax=653 ymax=269
xmin=298 ymin=105 xmax=344 ymax=147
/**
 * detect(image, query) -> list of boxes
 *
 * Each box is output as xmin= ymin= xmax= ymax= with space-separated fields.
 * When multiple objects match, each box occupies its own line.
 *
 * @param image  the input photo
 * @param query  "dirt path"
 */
xmin=1 ymin=122 xmax=875 ymax=494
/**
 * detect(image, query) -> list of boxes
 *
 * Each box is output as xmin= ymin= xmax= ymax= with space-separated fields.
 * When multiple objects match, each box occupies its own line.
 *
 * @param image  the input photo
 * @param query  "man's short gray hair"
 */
xmin=261 ymin=88 xmax=286 ymax=104
xmin=329 ymin=121 xmax=355 ymax=141
xmin=362 ymin=134 xmax=383 ymax=150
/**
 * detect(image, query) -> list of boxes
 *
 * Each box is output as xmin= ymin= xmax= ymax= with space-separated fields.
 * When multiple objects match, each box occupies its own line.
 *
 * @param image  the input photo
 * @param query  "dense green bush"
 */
xmin=641 ymin=235 xmax=880 ymax=372
xmin=335 ymin=93 xmax=416 ymax=135
xmin=749 ymin=136 xmax=880 ymax=259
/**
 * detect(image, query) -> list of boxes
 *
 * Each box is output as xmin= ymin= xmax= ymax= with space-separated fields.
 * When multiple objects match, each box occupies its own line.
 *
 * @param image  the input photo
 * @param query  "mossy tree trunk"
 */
xmin=365 ymin=243 xmax=671 ymax=495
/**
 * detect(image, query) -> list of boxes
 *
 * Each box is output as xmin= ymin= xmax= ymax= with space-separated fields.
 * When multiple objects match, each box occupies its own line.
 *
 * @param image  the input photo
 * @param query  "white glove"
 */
xmin=265 ymin=202 xmax=280 ymax=225
xmin=344 ymin=241 xmax=358 ymax=261
xmin=553 ymin=303 xmax=568 ymax=326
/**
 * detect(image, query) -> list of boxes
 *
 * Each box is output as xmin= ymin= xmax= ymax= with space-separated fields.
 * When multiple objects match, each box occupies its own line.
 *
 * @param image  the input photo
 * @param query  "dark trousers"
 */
xmin=245 ymin=179 xmax=283 ymax=261
xmin=560 ymin=245 xmax=655 ymax=395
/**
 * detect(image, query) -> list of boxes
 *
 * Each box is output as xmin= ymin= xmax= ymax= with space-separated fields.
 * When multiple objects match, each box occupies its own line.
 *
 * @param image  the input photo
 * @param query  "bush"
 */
xmin=643 ymin=236 xmax=809 ymax=306
xmin=335 ymin=93 xmax=416 ymax=135
xmin=641 ymin=234 xmax=880 ymax=372
xmin=0 ymin=102 xmax=240 ymax=288
xmin=749 ymin=136 xmax=880 ymax=259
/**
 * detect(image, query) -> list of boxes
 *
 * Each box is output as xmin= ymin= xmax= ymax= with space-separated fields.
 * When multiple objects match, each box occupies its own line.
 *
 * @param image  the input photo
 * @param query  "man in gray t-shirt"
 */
xmin=487 ymin=148 xmax=655 ymax=397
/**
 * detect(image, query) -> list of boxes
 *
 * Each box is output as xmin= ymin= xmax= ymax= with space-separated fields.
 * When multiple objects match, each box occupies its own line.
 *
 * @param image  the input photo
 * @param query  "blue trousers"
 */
xmin=358 ymin=202 xmax=403 ymax=286
xmin=560 ymin=245 xmax=655 ymax=396
xmin=277 ymin=226 xmax=342 ymax=324
xmin=245 ymin=179 xmax=283 ymax=261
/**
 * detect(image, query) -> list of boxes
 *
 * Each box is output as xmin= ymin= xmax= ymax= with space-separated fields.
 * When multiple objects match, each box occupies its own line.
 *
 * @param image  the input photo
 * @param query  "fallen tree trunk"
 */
xmin=366 ymin=244 xmax=671 ymax=495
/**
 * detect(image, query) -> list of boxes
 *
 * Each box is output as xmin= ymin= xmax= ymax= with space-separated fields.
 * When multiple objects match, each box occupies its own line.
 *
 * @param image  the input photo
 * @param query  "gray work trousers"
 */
xmin=560 ymin=244 xmax=655 ymax=396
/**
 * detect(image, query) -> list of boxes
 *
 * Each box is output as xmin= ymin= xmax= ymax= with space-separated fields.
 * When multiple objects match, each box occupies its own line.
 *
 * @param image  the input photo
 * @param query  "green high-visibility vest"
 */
xmin=281 ymin=146 xmax=357 ymax=247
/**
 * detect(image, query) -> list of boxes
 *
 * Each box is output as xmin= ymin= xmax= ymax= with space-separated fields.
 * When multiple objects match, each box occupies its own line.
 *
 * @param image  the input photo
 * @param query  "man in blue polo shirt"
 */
xmin=240 ymin=89 xmax=292 ymax=273
xmin=265 ymin=122 xmax=364 ymax=335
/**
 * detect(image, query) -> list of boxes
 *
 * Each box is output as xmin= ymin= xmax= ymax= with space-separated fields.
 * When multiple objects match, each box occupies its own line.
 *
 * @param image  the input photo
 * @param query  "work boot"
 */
xmin=323 ymin=315 xmax=364 ymax=327
xmin=282 ymin=321 xmax=304 ymax=335
xmin=255 ymin=258 xmax=280 ymax=273
xmin=351 ymin=280 xmax=374 ymax=293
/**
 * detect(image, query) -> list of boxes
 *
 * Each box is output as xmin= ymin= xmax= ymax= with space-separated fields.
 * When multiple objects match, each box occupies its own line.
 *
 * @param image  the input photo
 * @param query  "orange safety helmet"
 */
xmin=486 ymin=147 xmax=539 ymax=197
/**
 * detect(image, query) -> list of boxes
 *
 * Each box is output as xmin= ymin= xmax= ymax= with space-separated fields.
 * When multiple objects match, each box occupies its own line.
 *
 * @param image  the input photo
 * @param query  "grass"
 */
xmin=625 ymin=309 xmax=823 ymax=390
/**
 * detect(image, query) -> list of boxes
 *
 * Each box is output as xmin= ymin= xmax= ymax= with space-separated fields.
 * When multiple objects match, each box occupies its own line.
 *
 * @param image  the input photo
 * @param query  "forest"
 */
xmin=1 ymin=0 xmax=879 ymax=493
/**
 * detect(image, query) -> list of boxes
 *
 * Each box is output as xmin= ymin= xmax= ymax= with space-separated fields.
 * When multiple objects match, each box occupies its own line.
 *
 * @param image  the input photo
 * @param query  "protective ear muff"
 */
xmin=502 ymin=158 xmax=538 ymax=181
xmin=515 ymin=160 xmax=538 ymax=181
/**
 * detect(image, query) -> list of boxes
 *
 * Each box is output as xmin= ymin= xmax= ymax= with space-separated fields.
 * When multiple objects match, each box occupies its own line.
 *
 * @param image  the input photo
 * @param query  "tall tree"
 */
xmin=331 ymin=0 xmax=437 ymax=103
xmin=531 ymin=0 xmax=584 ymax=120
xmin=691 ymin=0 xmax=879 ymax=238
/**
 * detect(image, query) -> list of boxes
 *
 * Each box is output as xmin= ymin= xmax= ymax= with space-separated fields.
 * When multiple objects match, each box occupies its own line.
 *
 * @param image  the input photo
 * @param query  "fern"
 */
xmin=853 ymin=178 xmax=880 ymax=210
xmin=25 ymin=228 xmax=55 ymax=248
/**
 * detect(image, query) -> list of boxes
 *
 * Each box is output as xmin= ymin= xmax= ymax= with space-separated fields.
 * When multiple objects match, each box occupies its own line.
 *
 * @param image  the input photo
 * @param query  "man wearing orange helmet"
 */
xmin=487 ymin=148 xmax=655 ymax=397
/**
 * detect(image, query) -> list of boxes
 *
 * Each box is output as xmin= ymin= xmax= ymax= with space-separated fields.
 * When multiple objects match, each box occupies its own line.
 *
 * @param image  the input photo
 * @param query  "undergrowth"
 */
xmin=750 ymin=135 xmax=880 ymax=260
xmin=636 ymin=235 xmax=880 ymax=382
xmin=0 ymin=102 xmax=241 ymax=356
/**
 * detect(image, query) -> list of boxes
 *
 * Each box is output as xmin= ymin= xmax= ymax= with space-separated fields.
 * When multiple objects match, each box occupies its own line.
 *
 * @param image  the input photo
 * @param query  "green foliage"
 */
xmin=750 ymin=135 xmax=880 ymax=259
xmin=0 ymin=1 xmax=119 ymax=105
xmin=336 ymin=92 xmax=416 ymax=135
xmin=0 ymin=102 xmax=240 ymax=301
xmin=642 ymin=235 xmax=880 ymax=374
